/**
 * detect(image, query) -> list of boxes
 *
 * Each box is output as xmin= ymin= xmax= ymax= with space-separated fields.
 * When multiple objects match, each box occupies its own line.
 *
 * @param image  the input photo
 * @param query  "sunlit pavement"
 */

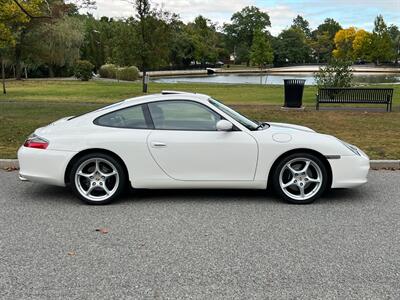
xmin=0 ymin=170 xmax=399 ymax=299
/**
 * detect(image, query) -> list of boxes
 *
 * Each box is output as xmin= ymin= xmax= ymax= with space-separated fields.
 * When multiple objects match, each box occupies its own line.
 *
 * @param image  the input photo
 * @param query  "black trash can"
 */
xmin=283 ymin=79 xmax=306 ymax=108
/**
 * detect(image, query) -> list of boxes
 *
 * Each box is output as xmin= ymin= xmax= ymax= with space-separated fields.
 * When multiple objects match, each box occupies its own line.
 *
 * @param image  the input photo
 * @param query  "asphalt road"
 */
xmin=0 ymin=170 xmax=399 ymax=299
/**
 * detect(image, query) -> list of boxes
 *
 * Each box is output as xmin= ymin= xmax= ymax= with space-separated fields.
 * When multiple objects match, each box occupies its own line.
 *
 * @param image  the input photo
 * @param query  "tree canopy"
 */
xmin=0 ymin=2 xmax=398 ymax=84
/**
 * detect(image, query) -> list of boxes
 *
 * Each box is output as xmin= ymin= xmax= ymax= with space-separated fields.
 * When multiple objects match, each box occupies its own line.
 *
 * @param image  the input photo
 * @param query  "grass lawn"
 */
xmin=1 ymin=80 xmax=399 ymax=159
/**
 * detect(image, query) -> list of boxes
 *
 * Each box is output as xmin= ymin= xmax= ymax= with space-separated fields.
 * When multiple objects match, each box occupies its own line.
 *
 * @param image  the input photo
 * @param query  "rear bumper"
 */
xmin=17 ymin=146 xmax=77 ymax=187
xmin=329 ymin=154 xmax=370 ymax=188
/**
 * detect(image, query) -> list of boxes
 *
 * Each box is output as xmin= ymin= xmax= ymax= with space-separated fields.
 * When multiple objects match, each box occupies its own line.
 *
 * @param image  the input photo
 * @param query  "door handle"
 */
xmin=151 ymin=141 xmax=167 ymax=148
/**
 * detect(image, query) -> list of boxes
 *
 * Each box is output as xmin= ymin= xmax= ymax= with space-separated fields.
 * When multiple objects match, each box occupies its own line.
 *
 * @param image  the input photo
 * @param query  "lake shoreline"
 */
xmin=144 ymin=65 xmax=400 ymax=78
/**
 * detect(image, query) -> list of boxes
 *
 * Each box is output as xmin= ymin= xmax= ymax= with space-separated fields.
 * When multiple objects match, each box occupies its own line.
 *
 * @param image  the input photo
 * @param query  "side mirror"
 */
xmin=216 ymin=120 xmax=233 ymax=131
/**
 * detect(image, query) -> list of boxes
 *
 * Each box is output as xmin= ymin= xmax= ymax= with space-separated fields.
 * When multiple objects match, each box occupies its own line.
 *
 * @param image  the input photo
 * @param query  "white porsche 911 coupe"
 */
xmin=18 ymin=91 xmax=369 ymax=205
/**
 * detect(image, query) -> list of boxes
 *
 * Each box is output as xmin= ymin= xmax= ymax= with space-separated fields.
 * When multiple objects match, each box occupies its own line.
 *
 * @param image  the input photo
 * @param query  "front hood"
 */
xmin=268 ymin=122 xmax=316 ymax=133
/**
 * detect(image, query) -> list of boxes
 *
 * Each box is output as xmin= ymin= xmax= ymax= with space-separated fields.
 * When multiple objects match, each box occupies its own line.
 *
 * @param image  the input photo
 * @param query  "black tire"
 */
xmin=272 ymin=153 xmax=328 ymax=204
xmin=69 ymin=152 xmax=127 ymax=205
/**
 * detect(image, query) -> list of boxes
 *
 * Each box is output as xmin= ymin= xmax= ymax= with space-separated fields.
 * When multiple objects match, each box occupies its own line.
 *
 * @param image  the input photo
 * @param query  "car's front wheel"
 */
xmin=70 ymin=153 xmax=126 ymax=204
xmin=272 ymin=153 xmax=328 ymax=204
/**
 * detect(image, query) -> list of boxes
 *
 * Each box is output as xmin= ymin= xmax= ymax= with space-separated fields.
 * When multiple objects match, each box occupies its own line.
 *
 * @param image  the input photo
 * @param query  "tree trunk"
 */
xmin=48 ymin=65 xmax=55 ymax=78
xmin=142 ymin=69 xmax=148 ymax=93
xmin=1 ymin=57 xmax=6 ymax=94
xmin=15 ymin=45 xmax=22 ymax=80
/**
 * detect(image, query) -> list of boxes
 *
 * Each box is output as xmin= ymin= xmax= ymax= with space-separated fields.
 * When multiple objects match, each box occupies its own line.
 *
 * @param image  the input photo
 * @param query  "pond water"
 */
xmin=152 ymin=73 xmax=400 ymax=85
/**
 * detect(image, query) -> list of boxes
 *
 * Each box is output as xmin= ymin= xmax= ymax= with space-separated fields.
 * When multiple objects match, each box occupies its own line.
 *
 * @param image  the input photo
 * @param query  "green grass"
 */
xmin=1 ymin=80 xmax=399 ymax=159
xmin=3 ymin=79 xmax=399 ymax=105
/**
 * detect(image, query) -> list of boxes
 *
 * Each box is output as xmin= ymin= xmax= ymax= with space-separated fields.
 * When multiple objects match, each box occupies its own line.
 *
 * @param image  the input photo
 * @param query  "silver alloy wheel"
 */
xmin=279 ymin=158 xmax=323 ymax=201
xmin=74 ymin=158 xmax=119 ymax=201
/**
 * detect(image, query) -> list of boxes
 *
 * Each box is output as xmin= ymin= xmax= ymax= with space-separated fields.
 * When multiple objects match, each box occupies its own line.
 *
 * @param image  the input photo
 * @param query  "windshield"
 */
xmin=209 ymin=99 xmax=259 ymax=130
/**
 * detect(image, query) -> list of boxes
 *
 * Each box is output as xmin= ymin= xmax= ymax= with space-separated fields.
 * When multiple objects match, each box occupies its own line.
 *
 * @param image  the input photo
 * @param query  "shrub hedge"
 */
xmin=99 ymin=64 xmax=140 ymax=81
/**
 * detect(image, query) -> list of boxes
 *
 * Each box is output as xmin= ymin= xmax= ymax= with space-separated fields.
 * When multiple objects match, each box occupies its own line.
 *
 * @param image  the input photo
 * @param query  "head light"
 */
xmin=339 ymin=140 xmax=360 ymax=156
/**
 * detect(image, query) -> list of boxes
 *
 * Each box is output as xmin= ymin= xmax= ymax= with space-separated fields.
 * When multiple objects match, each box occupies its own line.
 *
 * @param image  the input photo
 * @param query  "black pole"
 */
xmin=142 ymin=68 xmax=147 ymax=93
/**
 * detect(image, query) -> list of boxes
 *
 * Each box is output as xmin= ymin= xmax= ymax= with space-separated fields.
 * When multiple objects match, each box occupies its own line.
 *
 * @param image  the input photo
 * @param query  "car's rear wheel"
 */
xmin=70 ymin=153 xmax=126 ymax=205
xmin=272 ymin=153 xmax=328 ymax=204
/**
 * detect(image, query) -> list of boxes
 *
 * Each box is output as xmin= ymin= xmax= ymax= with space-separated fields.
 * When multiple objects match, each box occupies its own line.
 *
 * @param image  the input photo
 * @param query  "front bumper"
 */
xmin=329 ymin=151 xmax=370 ymax=188
xmin=18 ymin=146 xmax=77 ymax=187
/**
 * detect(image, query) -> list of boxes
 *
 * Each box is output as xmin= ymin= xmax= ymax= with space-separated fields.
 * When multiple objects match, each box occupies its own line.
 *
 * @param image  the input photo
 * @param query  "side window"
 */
xmin=148 ymin=101 xmax=221 ymax=131
xmin=94 ymin=104 xmax=149 ymax=129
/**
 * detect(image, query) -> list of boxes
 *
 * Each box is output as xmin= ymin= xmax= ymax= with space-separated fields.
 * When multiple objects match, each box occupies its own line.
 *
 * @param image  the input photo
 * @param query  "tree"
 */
xmin=133 ymin=0 xmax=179 ymax=91
xmin=80 ymin=16 xmax=116 ymax=69
xmin=314 ymin=59 xmax=353 ymax=87
xmin=352 ymin=29 xmax=372 ymax=61
xmin=370 ymin=15 xmax=395 ymax=64
xmin=291 ymin=15 xmax=311 ymax=38
xmin=332 ymin=27 xmax=357 ymax=60
xmin=309 ymin=31 xmax=332 ymax=63
xmin=273 ymin=27 xmax=311 ymax=65
xmin=250 ymin=30 xmax=273 ymax=68
xmin=29 ymin=16 xmax=84 ymax=77
xmin=134 ymin=0 xmax=150 ymax=92
xmin=310 ymin=18 xmax=342 ymax=62
xmin=224 ymin=6 xmax=271 ymax=65
xmin=0 ymin=0 xmax=43 ymax=90
xmin=73 ymin=59 xmax=94 ymax=81
xmin=316 ymin=18 xmax=342 ymax=37
xmin=388 ymin=24 xmax=400 ymax=64
xmin=185 ymin=16 xmax=222 ymax=65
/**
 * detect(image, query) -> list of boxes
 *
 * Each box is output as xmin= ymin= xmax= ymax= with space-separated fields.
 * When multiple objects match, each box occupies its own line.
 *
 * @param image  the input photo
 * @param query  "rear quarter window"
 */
xmin=94 ymin=104 xmax=150 ymax=129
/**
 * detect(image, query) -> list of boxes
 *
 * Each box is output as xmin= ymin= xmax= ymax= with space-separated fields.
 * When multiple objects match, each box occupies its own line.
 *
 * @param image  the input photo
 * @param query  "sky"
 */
xmin=81 ymin=0 xmax=400 ymax=36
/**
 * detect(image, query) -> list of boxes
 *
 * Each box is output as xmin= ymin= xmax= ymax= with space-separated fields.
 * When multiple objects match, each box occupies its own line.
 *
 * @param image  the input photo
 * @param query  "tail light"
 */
xmin=23 ymin=134 xmax=49 ymax=149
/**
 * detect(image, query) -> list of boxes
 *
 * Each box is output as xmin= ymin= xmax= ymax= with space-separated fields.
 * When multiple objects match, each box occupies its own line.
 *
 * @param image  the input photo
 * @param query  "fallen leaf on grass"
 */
xmin=95 ymin=227 xmax=109 ymax=234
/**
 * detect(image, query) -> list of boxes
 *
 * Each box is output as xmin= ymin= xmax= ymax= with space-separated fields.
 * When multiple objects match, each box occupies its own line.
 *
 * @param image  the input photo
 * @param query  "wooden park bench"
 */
xmin=316 ymin=88 xmax=394 ymax=112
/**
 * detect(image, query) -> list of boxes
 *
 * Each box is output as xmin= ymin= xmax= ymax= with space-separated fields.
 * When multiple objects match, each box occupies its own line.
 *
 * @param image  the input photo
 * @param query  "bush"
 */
xmin=116 ymin=66 xmax=140 ymax=81
xmin=99 ymin=64 xmax=118 ymax=79
xmin=98 ymin=64 xmax=140 ymax=81
xmin=314 ymin=59 xmax=353 ymax=88
xmin=73 ymin=60 xmax=94 ymax=81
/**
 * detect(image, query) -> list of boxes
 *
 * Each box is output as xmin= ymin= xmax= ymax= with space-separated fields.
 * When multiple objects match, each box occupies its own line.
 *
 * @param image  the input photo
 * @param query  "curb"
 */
xmin=370 ymin=160 xmax=400 ymax=170
xmin=1 ymin=159 xmax=400 ymax=171
xmin=0 ymin=159 xmax=19 ymax=169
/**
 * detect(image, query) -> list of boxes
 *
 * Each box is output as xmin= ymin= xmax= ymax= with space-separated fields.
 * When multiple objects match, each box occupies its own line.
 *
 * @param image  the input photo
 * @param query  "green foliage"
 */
xmin=185 ymin=16 xmax=222 ymax=64
xmin=73 ymin=60 xmax=94 ymax=81
xmin=99 ymin=64 xmax=118 ymax=78
xmin=2 ymin=3 xmax=398 ymax=76
xmin=291 ymin=15 xmax=311 ymax=38
xmin=369 ymin=15 xmax=395 ymax=64
xmin=29 ymin=17 xmax=84 ymax=73
xmin=0 ymin=0 xmax=44 ymax=48
xmin=316 ymin=18 xmax=342 ymax=38
xmin=314 ymin=59 xmax=353 ymax=88
xmin=99 ymin=64 xmax=140 ymax=81
xmin=309 ymin=18 xmax=342 ymax=63
xmin=388 ymin=24 xmax=400 ymax=63
xmin=250 ymin=30 xmax=273 ymax=68
xmin=117 ymin=66 xmax=140 ymax=81
xmin=273 ymin=28 xmax=311 ymax=65
xmin=224 ymin=6 xmax=271 ymax=64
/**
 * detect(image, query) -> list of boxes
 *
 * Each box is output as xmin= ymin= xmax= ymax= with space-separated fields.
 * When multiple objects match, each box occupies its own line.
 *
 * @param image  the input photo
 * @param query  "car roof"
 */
xmin=72 ymin=91 xmax=213 ymax=121
xmin=122 ymin=91 xmax=211 ymax=105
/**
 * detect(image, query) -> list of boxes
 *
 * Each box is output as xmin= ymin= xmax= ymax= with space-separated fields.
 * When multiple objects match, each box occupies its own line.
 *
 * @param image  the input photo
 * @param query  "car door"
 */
xmin=146 ymin=100 xmax=258 ymax=181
